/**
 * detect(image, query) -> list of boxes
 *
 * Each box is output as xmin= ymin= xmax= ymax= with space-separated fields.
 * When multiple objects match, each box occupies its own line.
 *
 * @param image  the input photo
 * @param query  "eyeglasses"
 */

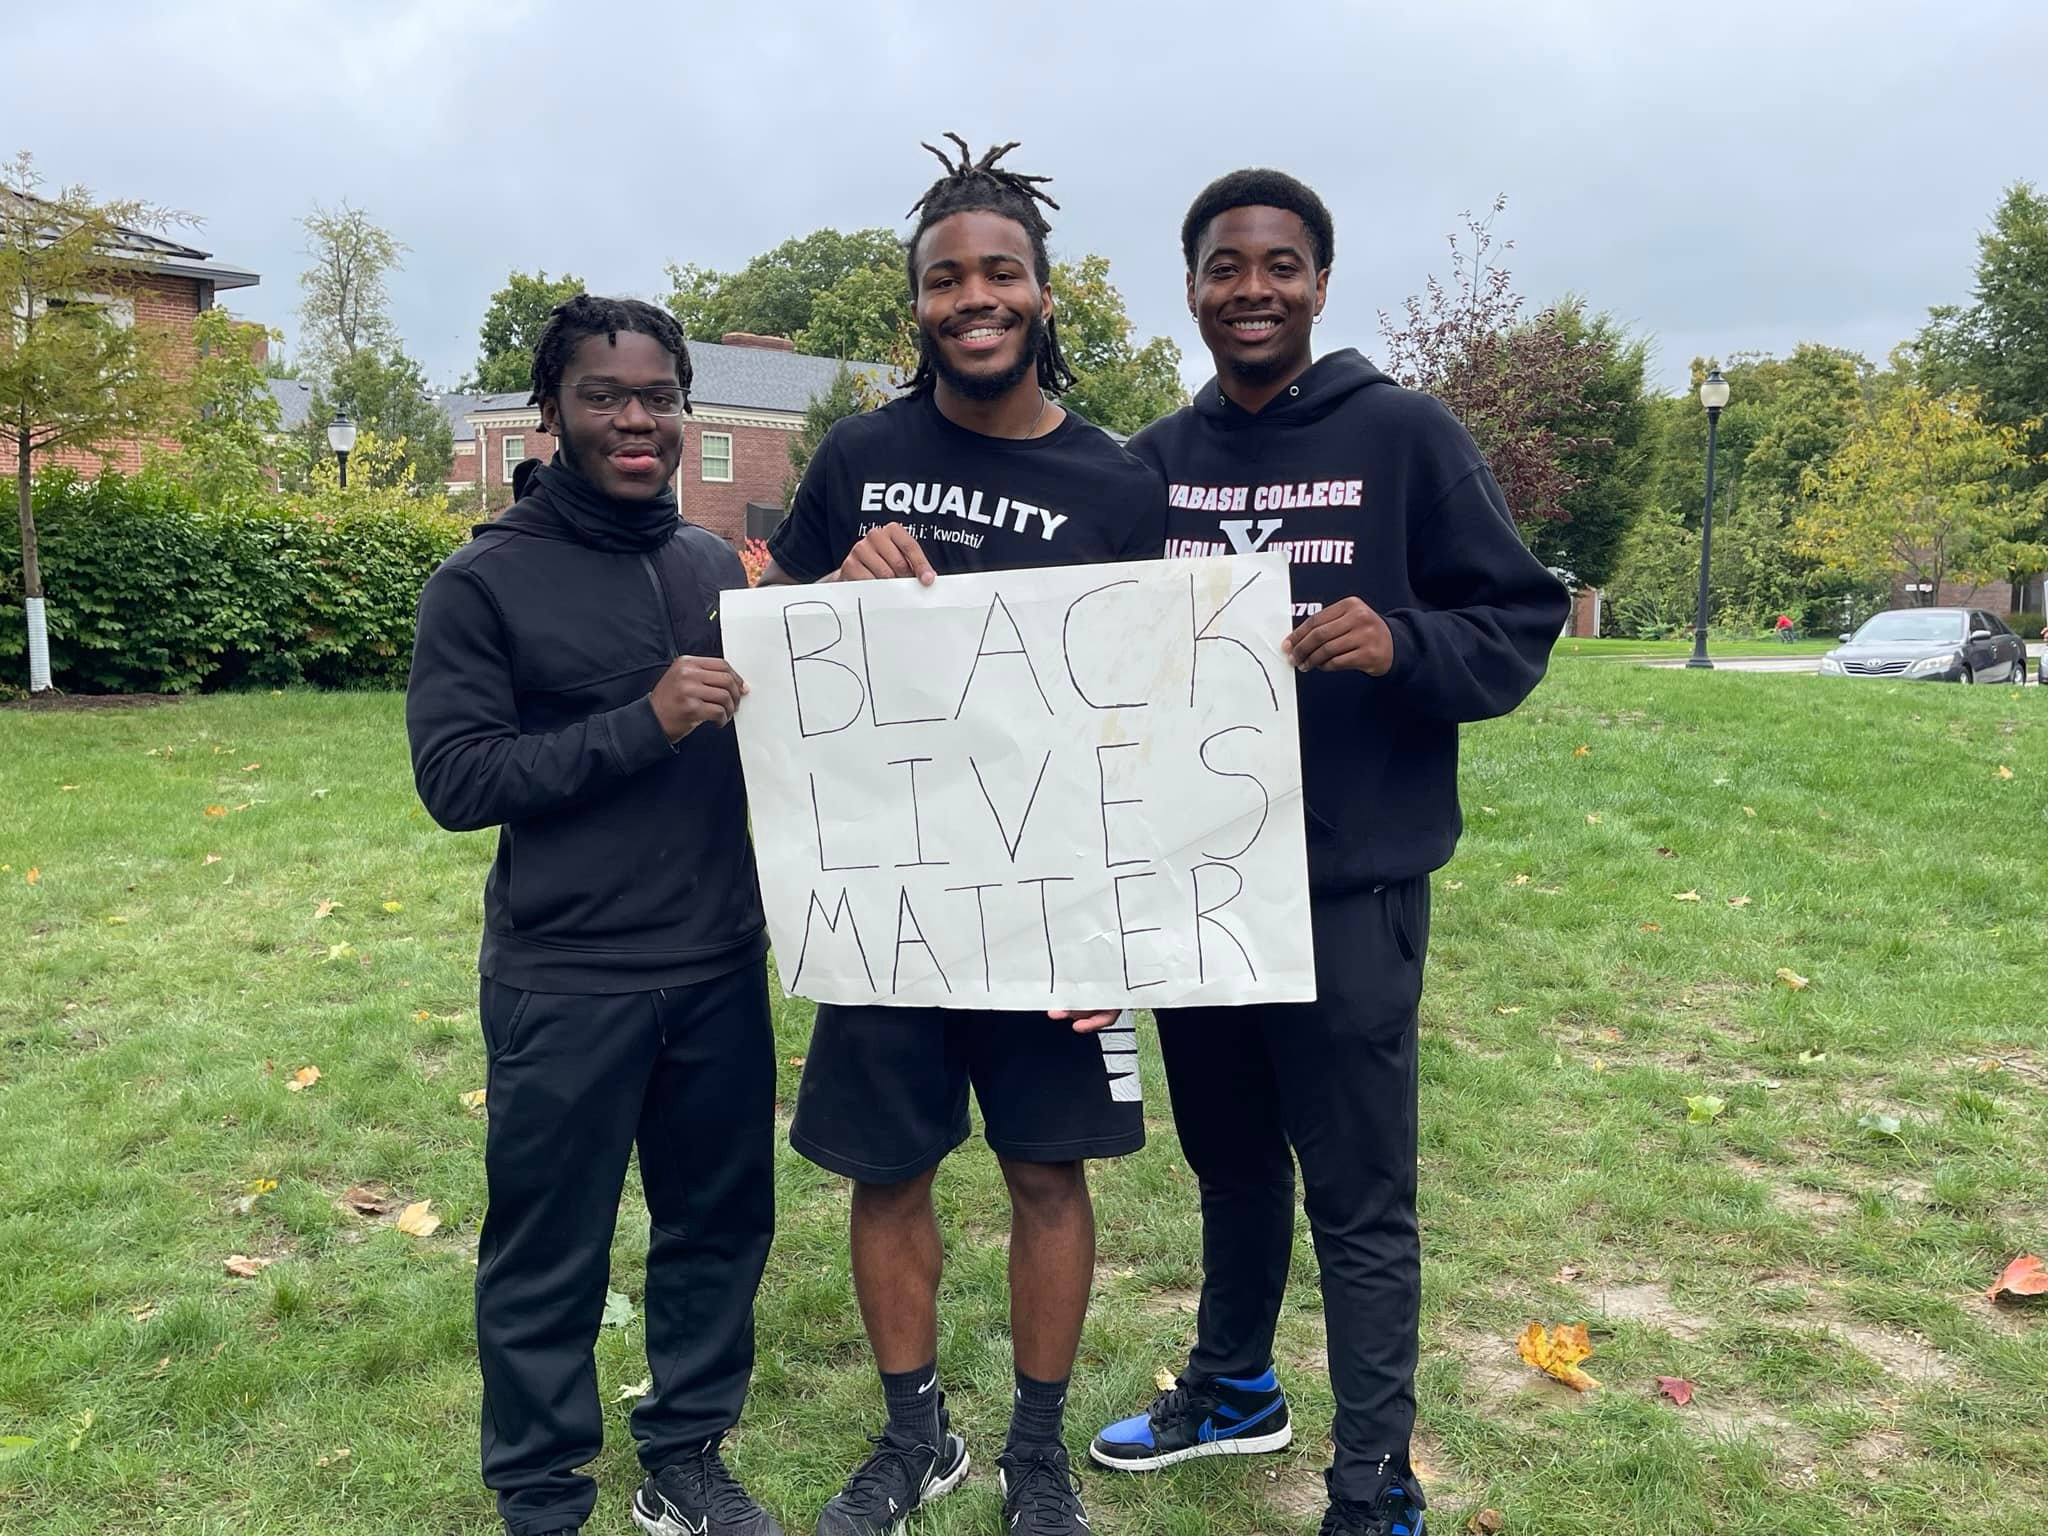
xmin=566 ymin=382 xmax=690 ymax=417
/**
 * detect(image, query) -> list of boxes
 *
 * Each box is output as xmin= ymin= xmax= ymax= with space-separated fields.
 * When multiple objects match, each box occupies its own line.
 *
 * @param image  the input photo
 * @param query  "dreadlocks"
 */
xmin=528 ymin=294 xmax=694 ymax=414
xmin=903 ymin=134 xmax=1075 ymax=398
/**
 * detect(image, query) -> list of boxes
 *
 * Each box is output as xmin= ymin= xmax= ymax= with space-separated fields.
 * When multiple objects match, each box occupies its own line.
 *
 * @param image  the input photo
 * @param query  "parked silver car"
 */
xmin=1820 ymin=608 xmax=2029 ymax=684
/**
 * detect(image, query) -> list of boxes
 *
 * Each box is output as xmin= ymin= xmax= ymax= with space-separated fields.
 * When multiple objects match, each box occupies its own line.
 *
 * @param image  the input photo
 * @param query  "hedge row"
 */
xmin=0 ymin=471 xmax=470 ymax=694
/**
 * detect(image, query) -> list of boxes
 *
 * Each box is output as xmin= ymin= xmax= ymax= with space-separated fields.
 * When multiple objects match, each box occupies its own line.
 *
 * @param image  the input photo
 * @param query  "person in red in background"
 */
xmin=1775 ymin=614 xmax=1795 ymax=643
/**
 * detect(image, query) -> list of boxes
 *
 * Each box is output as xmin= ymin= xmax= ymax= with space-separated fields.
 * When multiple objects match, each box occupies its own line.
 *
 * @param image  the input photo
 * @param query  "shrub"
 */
xmin=0 ymin=470 xmax=469 ymax=693
xmin=2004 ymin=610 xmax=2044 ymax=640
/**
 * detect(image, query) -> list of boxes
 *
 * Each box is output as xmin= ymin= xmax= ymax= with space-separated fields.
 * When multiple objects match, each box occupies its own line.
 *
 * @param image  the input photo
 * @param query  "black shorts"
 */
xmin=789 ymin=1004 xmax=1146 ymax=1183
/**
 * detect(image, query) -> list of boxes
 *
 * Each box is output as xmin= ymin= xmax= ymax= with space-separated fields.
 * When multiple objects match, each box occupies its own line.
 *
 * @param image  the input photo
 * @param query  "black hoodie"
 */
xmin=405 ymin=459 xmax=767 ymax=992
xmin=1130 ymin=350 xmax=1568 ymax=894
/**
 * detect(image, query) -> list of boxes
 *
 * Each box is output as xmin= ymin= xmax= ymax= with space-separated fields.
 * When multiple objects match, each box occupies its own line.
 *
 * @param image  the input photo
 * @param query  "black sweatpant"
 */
xmin=475 ymin=963 xmax=775 ymax=1536
xmin=1156 ymin=876 xmax=1429 ymax=1507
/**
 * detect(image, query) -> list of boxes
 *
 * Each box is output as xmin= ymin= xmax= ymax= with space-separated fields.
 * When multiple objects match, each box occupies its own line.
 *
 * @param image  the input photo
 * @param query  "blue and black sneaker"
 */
xmin=1088 ymin=1369 xmax=1292 ymax=1471
xmin=1320 ymin=1479 xmax=1425 ymax=1536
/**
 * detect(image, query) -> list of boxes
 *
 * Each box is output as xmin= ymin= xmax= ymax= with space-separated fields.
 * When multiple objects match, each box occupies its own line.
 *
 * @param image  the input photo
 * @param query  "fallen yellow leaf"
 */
xmin=1516 ymin=1321 xmax=1599 ymax=1391
xmin=241 ymin=763 xmax=260 ymax=773
xmin=1776 ymin=967 xmax=1810 ymax=991
xmin=1512 ymin=873 xmax=1532 ymax=886
xmin=223 ymin=1254 xmax=272 ymax=1278
xmin=1444 ymin=880 xmax=1464 ymax=890
xmin=1996 ymin=765 xmax=2013 ymax=780
xmin=324 ymin=942 xmax=353 ymax=962
xmin=616 ymin=1377 xmax=652 ymax=1402
xmin=1639 ymin=922 xmax=1662 ymax=932
xmin=203 ymin=854 xmax=221 ymax=866
xmin=1573 ymin=744 xmax=1591 ymax=758
xmin=203 ymin=805 xmax=227 ymax=818
xmin=381 ymin=900 xmax=404 ymax=913
xmin=287 ymin=1065 xmax=321 ymax=1092
xmin=1673 ymin=890 xmax=1701 ymax=902
xmin=413 ymin=1009 xmax=431 ymax=1022
xmin=1742 ymin=805 xmax=1756 ymax=817
xmin=459 ymin=1089 xmax=487 ymax=1111
xmin=1585 ymin=813 xmax=1602 ymax=825
xmin=1155 ymin=1367 xmax=1178 ymax=1393
xmin=60 ymin=784 xmax=79 ymax=791
xmin=1494 ymin=1005 xmax=1523 ymax=1016
xmin=313 ymin=899 xmax=339 ymax=920
xmin=24 ymin=867 xmax=40 ymax=886
xmin=395 ymin=1200 xmax=441 ymax=1238
xmin=1727 ymin=896 xmax=1753 ymax=908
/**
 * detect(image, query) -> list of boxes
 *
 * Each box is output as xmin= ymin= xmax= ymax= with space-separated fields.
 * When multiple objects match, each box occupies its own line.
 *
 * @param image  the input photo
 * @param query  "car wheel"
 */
xmin=1959 ymin=665 xmax=1975 ymax=685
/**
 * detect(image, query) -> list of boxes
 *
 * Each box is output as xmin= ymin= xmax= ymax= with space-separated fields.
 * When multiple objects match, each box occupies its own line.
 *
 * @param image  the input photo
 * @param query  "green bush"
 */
xmin=0 ymin=470 xmax=469 ymax=694
xmin=2004 ymin=611 xmax=2044 ymax=640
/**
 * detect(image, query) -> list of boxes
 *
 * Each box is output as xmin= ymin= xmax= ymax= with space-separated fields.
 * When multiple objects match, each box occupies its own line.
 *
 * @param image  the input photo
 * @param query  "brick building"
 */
xmin=0 ymin=191 xmax=259 ymax=478
xmin=448 ymin=334 xmax=890 ymax=544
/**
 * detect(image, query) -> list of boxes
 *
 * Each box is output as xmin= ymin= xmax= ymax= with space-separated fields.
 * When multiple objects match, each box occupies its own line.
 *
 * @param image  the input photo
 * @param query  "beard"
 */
xmin=1224 ymin=349 xmax=1291 ymax=384
xmin=926 ymin=310 xmax=1047 ymax=401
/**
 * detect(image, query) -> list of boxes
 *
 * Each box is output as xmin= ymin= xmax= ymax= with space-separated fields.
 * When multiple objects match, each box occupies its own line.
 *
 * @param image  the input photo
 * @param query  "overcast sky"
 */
xmin=9 ymin=0 xmax=2044 ymax=398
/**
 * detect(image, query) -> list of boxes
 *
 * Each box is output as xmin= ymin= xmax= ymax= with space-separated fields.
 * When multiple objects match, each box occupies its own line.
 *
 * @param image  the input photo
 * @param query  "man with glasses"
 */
xmin=409 ymin=295 xmax=782 ymax=1536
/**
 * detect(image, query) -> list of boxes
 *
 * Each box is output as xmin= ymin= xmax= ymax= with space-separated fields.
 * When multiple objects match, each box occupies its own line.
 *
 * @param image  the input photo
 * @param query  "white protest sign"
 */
xmin=720 ymin=553 xmax=1314 ymax=1009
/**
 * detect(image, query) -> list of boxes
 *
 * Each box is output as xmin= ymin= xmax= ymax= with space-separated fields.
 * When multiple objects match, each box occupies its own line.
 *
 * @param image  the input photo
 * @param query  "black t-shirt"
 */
xmin=768 ymin=392 xmax=1169 ymax=578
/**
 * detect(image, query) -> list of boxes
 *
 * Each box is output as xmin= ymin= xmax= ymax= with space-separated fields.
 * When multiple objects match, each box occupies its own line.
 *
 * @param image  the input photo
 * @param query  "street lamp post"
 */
xmin=327 ymin=411 xmax=358 ymax=490
xmin=1687 ymin=368 xmax=1731 ymax=669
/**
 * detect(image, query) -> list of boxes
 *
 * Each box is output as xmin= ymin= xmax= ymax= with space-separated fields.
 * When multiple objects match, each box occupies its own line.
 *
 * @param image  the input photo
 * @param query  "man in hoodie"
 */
xmin=407 ymin=295 xmax=779 ymax=1536
xmin=1082 ymin=172 xmax=1569 ymax=1536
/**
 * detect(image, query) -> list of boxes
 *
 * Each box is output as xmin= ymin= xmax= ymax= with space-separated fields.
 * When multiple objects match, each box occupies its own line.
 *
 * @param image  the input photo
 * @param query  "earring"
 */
xmin=1314 ymin=313 xmax=1324 ymax=325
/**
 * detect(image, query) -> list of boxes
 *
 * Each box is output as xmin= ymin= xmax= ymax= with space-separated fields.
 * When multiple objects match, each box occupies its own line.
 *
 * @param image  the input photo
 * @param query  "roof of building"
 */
xmin=466 ymin=340 xmax=894 ymax=419
xmin=1 ymin=187 xmax=260 ymax=292
xmin=267 ymin=377 xmax=314 ymax=432
xmin=439 ymin=392 xmax=486 ymax=443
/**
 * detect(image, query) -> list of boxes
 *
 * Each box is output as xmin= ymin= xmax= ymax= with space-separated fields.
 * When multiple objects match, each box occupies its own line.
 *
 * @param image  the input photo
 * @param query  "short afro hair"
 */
xmin=1180 ymin=169 xmax=1335 ymax=273
xmin=529 ymin=294 xmax=693 ymax=414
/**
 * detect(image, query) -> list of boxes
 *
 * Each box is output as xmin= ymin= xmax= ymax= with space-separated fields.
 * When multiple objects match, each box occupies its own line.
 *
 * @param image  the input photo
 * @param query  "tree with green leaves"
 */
xmin=153 ymin=306 xmax=283 ymax=506
xmin=664 ymin=228 xmax=902 ymax=343
xmin=1918 ymin=183 xmax=2048 ymax=452
xmin=1050 ymin=255 xmax=1185 ymax=437
xmin=1 ymin=152 xmax=184 ymax=690
xmin=470 ymin=269 xmax=584 ymax=393
xmin=795 ymin=261 xmax=911 ymax=362
xmin=299 ymin=348 xmax=452 ymax=490
xmin=783 ymin=365 xmax=873 ymax=505
xmin=1797 ymin=385 xmax=2044 ymax=603
xmin=1519 ymin=301 xmax=1652 ymax=589
xmin=297 ymin=202 xmax=405 ymax=376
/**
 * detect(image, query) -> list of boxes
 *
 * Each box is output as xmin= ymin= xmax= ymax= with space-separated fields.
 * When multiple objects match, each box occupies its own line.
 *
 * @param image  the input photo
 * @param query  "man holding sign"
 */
xmin=1084 ymin=173 xmax=1568 ymax=1536
xmin=756 ymin=138 xmax=1167 ymax=1536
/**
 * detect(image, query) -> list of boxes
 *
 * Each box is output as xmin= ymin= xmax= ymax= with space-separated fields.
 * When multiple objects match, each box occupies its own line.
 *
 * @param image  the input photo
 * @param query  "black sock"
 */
xmin=880 ymin=1360 xmax=942 ymax=1449
xmin=1006 ymin=1368 xmax=1069 ymax=1452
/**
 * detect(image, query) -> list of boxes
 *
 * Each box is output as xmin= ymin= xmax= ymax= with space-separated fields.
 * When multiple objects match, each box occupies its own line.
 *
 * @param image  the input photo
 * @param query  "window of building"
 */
xmin=701 ymin=432 xmax=733 ymax=482
xmin=501 ymin=434 xmax=525 ymax=483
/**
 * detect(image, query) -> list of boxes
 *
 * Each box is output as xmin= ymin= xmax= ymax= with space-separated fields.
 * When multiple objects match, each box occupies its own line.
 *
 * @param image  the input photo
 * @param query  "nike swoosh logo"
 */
xmin=917 ymin=1374 xmax=936 ymax=1394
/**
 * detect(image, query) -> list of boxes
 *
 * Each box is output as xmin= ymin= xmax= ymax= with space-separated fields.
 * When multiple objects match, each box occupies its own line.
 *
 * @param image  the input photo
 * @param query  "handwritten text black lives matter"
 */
xmin=721 ymin=554 xmax=1316 ymax=1009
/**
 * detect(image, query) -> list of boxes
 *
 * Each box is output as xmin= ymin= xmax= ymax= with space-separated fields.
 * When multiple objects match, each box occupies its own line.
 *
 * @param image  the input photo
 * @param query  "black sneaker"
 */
xmin=632 ymin=1439 xmax=782 ymax=1536
xmin=1319 ymin=1480 xmax=1425 ymax=1536
xmin=1088 ymin=1369 xmax=1291 ymax=1471
xmin=997 ymin=1444 xmax=1090 ymax=1535
xmin=814 ymin=1423 xmax=970 ymax=1536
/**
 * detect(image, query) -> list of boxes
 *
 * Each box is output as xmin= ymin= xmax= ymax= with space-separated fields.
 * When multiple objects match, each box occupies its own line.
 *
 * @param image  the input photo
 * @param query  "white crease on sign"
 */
xmin=720 ymin=552 xmax=1317 ymax=1009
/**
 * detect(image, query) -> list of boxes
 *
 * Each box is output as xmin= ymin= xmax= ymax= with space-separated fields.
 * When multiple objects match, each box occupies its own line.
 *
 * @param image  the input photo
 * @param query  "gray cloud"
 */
xmin=9 ymin=0 xmax=2042 ymax=394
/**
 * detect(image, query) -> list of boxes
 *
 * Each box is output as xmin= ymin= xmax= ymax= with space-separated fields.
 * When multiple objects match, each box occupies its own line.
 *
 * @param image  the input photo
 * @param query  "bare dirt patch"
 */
xmin=1409 ymin=1426 xmax=1476 ymax=1510
xmin=1769 ymin=1184 xmax=1856 ymax=1221
xmin=1142 ymin=1285 xmax=1201 ymax=1318
xmin=1586 ymin=1281 xmax=1715 ymax=1339
xmin=1823 ymin=1319 xmax=1956 ymax=1384
xmin=1846 ymin=1427 xmax=1910 ymax=1479
xmin=1437 ymin=1325 xmax=1579 ymax=1406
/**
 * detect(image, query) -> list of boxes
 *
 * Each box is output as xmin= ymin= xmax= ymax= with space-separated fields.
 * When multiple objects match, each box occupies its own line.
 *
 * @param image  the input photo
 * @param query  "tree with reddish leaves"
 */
xmin=1378 ymin=197 xmax=1626 ymax=578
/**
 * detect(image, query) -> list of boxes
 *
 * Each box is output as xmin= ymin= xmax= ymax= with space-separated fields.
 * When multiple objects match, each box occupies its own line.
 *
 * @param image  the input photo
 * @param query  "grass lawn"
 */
xmin=3 ymin=665 xmax=2045 ymax=1536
